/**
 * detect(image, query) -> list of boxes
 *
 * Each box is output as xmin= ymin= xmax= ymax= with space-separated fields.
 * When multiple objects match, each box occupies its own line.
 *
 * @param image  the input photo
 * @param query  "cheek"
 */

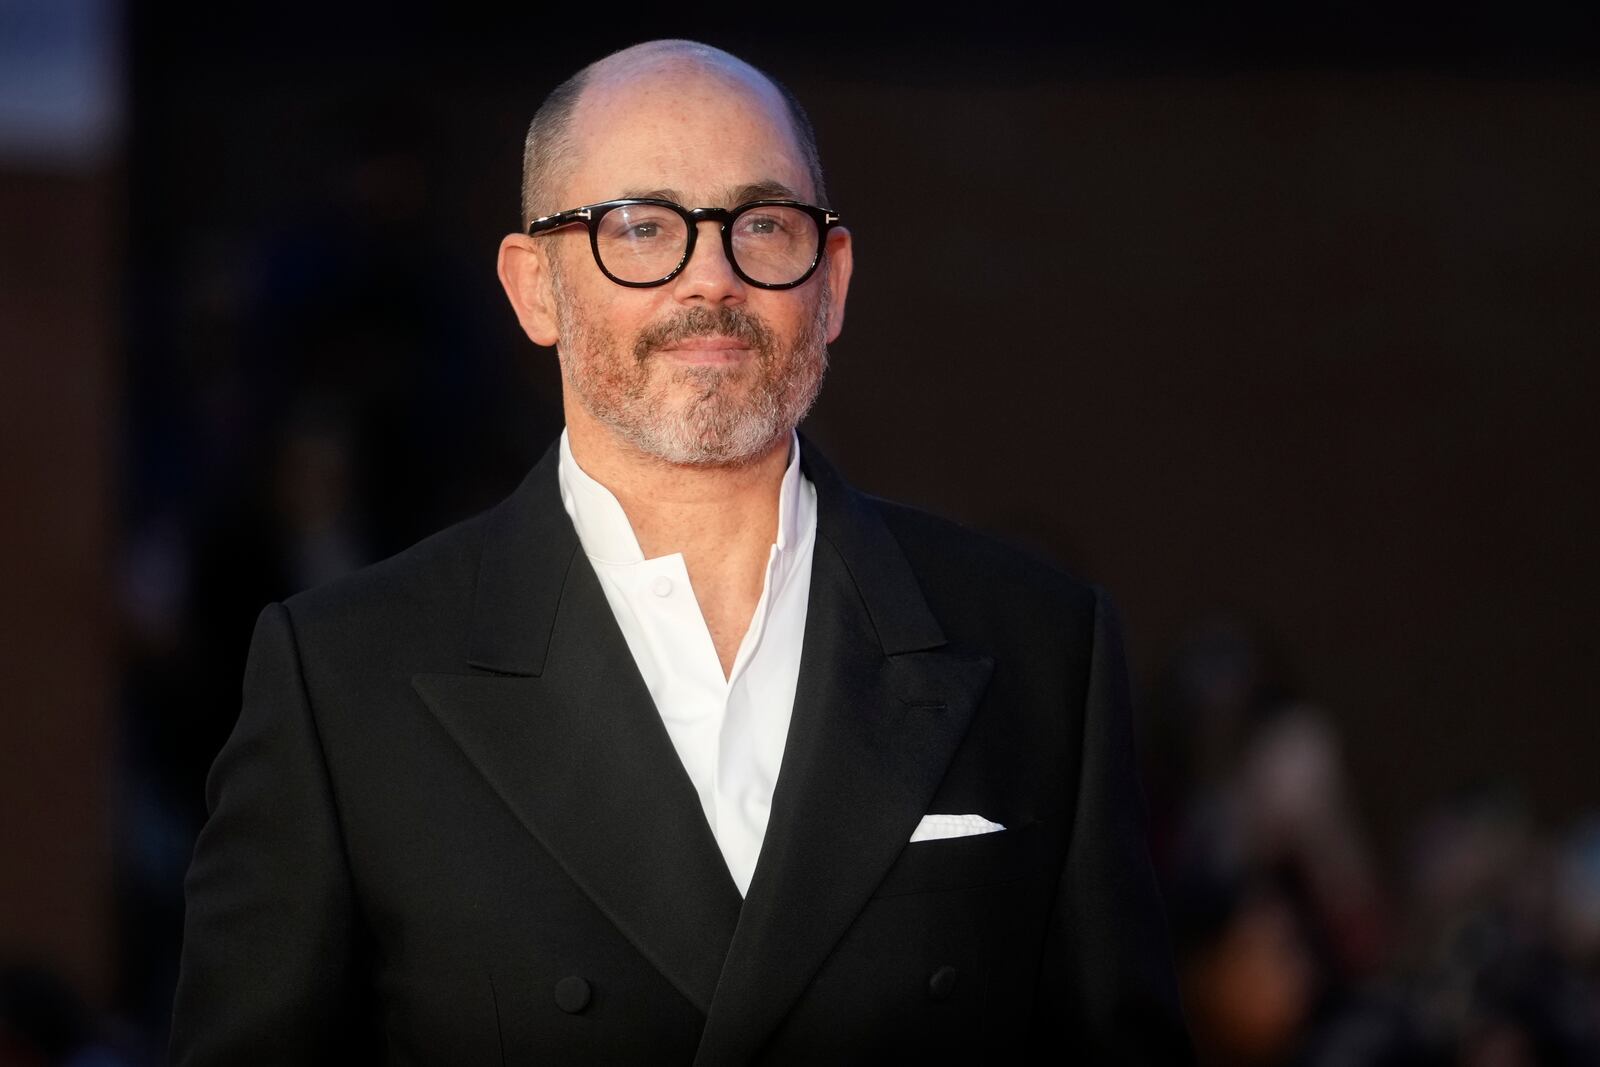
xmin=779 ymin=295 xmax=830 ymax=352
xmin=559 ymin=292 xmax=640 ymax=358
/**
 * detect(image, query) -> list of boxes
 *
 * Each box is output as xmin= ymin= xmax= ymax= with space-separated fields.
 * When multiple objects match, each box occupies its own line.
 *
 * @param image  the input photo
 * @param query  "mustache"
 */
xmin=632 ymin=306 xmax=776 ymax=362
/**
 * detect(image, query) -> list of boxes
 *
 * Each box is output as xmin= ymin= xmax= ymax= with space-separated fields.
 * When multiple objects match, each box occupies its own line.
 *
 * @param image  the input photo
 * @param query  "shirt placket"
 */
xmin=713 ymin=543 xmax=785 ymax=889
xmin=632 ymin=554 xmax=727 ymax=830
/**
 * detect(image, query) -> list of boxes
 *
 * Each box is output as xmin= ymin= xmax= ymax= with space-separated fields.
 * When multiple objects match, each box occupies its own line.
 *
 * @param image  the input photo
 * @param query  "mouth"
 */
xmin=655 ymin=335 xmax=755 ymax=365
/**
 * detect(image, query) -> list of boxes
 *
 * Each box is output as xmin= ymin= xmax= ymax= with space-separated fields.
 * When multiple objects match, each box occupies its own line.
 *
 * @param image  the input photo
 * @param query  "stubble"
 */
xmin=551 ymin=252 xmax=831 ymax=467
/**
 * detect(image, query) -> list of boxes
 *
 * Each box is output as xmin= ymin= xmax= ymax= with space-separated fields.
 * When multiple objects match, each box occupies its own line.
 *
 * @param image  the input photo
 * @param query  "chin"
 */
xmin=622 ymin=411 xmax=789 ymax=469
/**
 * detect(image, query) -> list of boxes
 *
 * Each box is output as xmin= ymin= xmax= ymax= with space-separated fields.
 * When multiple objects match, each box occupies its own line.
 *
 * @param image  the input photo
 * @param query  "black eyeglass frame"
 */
xmin=527 ymin=198 xmax=843 ymax=290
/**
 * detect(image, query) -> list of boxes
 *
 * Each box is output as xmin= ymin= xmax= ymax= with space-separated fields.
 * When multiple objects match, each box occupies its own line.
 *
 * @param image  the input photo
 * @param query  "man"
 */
xmin=171 ymin=40 xmax=1192 ymax=1065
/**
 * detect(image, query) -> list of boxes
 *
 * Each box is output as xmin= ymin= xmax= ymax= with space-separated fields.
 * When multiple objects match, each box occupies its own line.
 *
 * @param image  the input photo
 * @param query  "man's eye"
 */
xmin=626 ymin=222 xmax=662 ymax=240
xmin=740 ymin=215 xmax=784 ymax=237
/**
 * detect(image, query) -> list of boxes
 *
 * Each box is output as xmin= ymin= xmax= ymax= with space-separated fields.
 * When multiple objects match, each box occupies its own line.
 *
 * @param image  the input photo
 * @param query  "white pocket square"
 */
xmin=909 ymin=813 xmax=1006 ymax=843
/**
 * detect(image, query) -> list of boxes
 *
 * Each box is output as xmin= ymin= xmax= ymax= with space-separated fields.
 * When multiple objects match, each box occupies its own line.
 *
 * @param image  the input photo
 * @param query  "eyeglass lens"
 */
xmin=595 ymin=204 xmax=819 ymax=286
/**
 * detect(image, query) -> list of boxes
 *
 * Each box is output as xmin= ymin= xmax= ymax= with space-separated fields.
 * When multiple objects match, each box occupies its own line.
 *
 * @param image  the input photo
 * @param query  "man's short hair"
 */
xmin=519 ymin=41 xmax=829 ymax=227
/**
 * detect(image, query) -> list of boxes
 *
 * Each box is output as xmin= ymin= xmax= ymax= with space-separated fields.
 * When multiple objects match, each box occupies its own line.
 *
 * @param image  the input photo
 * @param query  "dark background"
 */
xmin=2 ymin=4 xmax=1597 ymax=1064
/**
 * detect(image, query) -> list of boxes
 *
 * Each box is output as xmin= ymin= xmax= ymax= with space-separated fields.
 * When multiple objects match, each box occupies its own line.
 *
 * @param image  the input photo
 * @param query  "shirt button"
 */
xmin=651 ymin=575 xmax=673 ymax=597
xmin=928 ymin=965 xmax=958 ymax=1001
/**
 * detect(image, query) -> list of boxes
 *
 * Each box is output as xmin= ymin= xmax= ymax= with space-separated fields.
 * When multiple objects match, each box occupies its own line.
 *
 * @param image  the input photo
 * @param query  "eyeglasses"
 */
xmin=527 ymin=198 xmax=842 ymax=290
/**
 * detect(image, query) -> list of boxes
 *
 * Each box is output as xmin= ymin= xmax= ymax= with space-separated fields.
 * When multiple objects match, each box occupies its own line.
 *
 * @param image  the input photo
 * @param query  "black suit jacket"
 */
xmin=171 ymin=437 xmax=1192 ymax=1065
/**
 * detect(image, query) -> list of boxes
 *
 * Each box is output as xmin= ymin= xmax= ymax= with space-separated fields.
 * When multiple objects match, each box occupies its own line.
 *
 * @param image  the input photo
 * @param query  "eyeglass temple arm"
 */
xmin=527 ymin=206 xmax=593 ymax=235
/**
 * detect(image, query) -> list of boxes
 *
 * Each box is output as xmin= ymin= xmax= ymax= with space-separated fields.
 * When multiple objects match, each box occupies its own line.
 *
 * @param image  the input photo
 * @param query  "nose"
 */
xmin=670 ymin=220 xmax=746 ymax=305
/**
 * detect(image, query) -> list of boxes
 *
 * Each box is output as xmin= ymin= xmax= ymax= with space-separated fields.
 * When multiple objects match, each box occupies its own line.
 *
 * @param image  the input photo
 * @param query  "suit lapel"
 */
xmin=411 ymin=444 xmax=741 ymax=1015
xmin=405 ymin=436 xmax=990 ymax=1051
xmin=694 ymin=442 xmax=994 ymax=1066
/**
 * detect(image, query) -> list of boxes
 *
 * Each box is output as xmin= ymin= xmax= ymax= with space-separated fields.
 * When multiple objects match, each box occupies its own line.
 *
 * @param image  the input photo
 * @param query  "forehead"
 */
xmin=561 ymin=64 xmax=813 ymax=207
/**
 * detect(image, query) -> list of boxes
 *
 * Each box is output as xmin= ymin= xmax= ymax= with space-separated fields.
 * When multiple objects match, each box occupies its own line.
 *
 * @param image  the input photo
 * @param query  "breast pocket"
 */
xmin=870 ymin=818 xmax=1059 ymax=898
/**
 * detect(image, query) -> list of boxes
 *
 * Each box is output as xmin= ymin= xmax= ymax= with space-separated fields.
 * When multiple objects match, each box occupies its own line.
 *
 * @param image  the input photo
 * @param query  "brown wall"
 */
xmin=0 ymin=167 xmax=117 ymax=1001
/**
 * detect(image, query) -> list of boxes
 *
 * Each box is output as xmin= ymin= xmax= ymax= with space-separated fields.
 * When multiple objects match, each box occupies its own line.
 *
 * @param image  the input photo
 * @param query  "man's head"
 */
xmin=518 ymin=41 xmax=829 ymax=231
xmin=497 ymin=40 xmax=853 ymax=468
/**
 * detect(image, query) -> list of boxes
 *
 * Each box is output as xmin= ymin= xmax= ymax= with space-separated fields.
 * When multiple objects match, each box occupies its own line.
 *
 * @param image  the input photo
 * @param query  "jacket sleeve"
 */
xmin=1032 ymin=589 xmax=1195 ymax=1064
xmin=170 ymin=602 xmax=373 ymax=1065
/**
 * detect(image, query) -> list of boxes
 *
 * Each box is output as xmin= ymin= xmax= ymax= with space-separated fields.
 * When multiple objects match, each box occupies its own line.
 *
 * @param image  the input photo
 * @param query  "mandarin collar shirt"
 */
xmin=556 ymin=430 xmax=817 ymax=896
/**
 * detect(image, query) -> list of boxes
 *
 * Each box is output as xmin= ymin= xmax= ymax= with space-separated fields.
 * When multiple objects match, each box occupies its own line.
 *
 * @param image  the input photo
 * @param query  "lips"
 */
xmin=659 ymin=335 xmax=749 ymax=352
xmin=656 ymin=335 xmax=755 ymax=364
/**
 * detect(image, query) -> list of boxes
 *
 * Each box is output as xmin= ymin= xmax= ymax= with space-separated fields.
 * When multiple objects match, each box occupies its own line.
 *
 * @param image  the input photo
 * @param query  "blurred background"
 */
xmin=2 ymin=2 xmax=1598 ymax=1064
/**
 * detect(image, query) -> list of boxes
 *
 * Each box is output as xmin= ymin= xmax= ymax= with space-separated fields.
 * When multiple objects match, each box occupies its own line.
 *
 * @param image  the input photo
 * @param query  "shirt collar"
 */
xmin=557 ymin=428 xmax=809 ymax=566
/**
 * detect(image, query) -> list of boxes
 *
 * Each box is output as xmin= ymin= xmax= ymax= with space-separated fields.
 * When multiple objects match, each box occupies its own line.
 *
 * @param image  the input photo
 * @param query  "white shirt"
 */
xmin=556 ymin=430 xmax=817 ymax=896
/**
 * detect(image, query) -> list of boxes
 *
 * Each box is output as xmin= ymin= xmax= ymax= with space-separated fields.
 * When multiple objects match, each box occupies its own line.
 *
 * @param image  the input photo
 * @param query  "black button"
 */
xmin=928 ymin=965 xmax=958 ymax=1001
xmin=554 ymin=975 xmax=592 ymax=1014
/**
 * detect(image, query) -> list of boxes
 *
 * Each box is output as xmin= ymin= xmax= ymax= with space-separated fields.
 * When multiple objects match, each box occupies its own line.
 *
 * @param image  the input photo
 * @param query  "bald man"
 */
xmin=171 ymin=42 xmax=1192 ymax=1065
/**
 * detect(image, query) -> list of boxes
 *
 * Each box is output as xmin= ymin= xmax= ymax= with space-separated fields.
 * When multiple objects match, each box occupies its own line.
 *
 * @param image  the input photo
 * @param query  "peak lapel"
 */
xmin=694 ymin=443 xmax=994 ymax=1066
xmin=413 ymin=444 xmax=741 ymax=1015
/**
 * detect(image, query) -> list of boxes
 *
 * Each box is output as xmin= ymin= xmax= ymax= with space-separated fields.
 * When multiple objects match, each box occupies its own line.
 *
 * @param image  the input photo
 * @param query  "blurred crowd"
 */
xmin=1146 ymin=619 xmax=1600 ymax=1066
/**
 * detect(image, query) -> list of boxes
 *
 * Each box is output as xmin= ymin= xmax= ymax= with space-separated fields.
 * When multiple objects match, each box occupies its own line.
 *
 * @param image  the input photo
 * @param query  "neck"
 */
xmin=564 ymin=404 xmax=791 ymax=560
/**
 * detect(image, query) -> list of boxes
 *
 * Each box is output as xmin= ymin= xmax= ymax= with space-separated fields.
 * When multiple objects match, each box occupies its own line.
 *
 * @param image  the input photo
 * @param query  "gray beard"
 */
xmin=552 ymin=263 xmax=830 ymax=468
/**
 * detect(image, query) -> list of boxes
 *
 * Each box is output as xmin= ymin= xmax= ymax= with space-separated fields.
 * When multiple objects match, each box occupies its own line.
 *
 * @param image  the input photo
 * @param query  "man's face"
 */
xmin=542 ymin=65 xmax=848 ymax=467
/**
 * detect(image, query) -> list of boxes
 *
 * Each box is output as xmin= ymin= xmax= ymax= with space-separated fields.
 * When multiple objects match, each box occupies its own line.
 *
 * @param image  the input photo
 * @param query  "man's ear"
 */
xmin=497 ymin=233 xmax=560 ymax=347
xmin=822 ymin=226 xmax=853 ymax=342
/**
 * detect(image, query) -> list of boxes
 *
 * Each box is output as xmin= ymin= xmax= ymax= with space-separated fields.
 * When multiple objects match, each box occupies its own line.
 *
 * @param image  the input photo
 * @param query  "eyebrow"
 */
xmin=613 ymin=180 xmax=802 ymax=206
xmin=728 ymin=180 xmax=800 ymax=203
xmin=618 ymin=187 xmax=680 ymax=202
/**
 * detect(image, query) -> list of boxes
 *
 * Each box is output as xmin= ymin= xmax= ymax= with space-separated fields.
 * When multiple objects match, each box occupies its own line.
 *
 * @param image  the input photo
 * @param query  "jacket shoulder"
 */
xmin=864 ymin=494 xmax=1100 ymax=629
xmin=276 ymin=507 xmax=494 ymax=666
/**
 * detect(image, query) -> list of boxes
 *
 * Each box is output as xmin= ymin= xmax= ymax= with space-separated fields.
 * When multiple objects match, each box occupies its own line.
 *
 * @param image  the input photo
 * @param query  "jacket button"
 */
xmin=928 ymin=965 xmax=958 ymax=1001
xmin=554 ymin=975 xmax=592 ymax=1014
